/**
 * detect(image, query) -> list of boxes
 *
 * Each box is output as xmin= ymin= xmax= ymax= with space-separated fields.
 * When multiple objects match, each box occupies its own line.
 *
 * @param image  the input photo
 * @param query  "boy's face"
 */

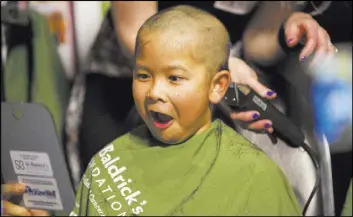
xmin=133 ymin=32 xmax=230 ymax=144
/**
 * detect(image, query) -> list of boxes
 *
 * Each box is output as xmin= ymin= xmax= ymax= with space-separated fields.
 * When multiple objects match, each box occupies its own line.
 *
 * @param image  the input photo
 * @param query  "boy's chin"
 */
xmin=149 ymin=130 xmax=190 ymax=146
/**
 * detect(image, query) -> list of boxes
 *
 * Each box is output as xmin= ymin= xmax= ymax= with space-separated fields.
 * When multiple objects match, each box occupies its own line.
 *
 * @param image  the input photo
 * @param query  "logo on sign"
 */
xmin=14 ymin=160 xmax=25 ymax=170
xmin=25 ymin=186 xmax=56 ymax=198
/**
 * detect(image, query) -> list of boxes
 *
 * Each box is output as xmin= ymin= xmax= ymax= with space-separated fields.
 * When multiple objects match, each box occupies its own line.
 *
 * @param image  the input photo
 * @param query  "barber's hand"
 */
xmin=1 ymin=183 xmax=50 ymax=216
xmin=284 ymin=12 xmax=337 ymax=65
xmin=228 ymin=57 xmax=276 ymax=133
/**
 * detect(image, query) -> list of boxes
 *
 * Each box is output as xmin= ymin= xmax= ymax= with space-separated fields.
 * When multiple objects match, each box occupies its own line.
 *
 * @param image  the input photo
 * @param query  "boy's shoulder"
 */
xmin=219 ymin=119 xmax=264 ymax=155
xmin=217 ymin=122 xmax=301 ymax=216
xmin=218 ymin=120 xmax=284 ymax=175
xmin=217 ymin=120 xmax=297 ymax=205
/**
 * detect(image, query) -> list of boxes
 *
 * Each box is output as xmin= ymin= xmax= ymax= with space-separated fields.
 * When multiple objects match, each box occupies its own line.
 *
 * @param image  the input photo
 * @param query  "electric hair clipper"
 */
xmin=223 ymin=82 xmax=305 ymax=148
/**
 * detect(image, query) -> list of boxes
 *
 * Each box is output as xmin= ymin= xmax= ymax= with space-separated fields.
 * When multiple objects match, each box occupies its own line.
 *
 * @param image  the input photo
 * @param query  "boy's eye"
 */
xmin=136 ymin=73 xmax=150 ymax=80
xmin=168 ymin=75 xmax=183 ymax=83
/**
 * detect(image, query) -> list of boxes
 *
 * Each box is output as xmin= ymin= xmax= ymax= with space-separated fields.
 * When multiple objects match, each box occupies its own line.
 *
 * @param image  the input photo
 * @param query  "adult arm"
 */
xmin=242 ymin=1 xmax=335 ymax=66
xmin=110 ymin=1 xmax=158 ymax=58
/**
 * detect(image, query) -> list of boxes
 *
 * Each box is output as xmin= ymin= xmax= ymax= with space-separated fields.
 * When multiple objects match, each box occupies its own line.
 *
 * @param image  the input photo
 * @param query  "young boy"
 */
xmin=70 ymin=5 xmax=301 ymax=216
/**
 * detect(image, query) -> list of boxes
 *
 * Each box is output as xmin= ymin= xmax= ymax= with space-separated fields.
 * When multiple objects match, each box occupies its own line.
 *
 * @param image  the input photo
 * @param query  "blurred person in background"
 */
xmin=242 ymin=1 xmax=351 ymax=215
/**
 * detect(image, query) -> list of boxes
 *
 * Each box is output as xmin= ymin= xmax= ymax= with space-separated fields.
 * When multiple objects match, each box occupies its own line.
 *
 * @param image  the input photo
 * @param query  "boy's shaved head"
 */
xmin=133 ymin=5 xmax=232 ymax=144
xmin=135 ymin=5 xmax=231 ymax=74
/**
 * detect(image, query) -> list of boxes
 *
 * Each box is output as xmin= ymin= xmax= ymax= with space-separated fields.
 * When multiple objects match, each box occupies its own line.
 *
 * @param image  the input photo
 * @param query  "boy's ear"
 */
xmin=209 ymin=70 xmax=231 ymax=104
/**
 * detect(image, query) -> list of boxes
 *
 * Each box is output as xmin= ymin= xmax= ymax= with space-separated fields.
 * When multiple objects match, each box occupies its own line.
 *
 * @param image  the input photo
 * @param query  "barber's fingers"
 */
xmin=285 ymin=13 xmax=320 ymax=60
xmin=327 ymin=39 xmax=337 ymax=54
xmin=245 ymin=76 xmax=277 ymax=100
xmin=230 ymin=111 xmax=273 ymax=133
xmin=2 ymin=200 xmax=32 ymax=216
xmin=230 ymin=111 xmax=260 ymax=122
xmin=1 ymin=183 xmax=26 ymax=196
xmin=247 ymin=119 xmax=274 ymax=134
xmin=297 ymin=22 xmax=319 ymax=60
xmin=285 ymin=14 xmax=312 ymax=47
xmin=310 ymin=27 xmax=333 ymax=66
xmin=229 ymin=57 xmax=276 ymax=99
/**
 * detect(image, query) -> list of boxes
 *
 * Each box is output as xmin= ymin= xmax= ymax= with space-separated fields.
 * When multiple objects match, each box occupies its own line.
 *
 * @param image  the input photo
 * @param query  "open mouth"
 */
xmin=150 ymin=111 xmax=174 ymax=129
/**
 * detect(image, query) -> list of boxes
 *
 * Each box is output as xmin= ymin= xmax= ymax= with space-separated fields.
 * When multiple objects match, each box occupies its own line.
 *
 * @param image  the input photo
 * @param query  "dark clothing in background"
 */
xmin=256 ymin=2 xmax=352 ymax=215
xmin=158 ymin=1 xmax=258 ymax=44
xmin=288 ymin=2 xmax=352 ymax=215
xmin=302 ymin=1 xmax=352 ymax=43
xmin=78 ymin=75 xmax=134 ymax=170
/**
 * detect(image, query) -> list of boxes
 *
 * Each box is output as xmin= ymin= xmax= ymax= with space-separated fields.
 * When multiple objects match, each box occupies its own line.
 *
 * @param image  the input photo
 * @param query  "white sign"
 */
xmin=18 ymin=176 xmax=63 ymax=210
xmin=10 ymin=151 xmax=54 ymax=177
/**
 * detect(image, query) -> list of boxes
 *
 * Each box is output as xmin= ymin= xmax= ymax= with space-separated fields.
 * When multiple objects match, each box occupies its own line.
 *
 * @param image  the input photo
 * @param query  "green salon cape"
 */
xmin=342 ymin=180 xmax=352 ymax=216
xmin=70 ymin=119 xmax=301 ymax=216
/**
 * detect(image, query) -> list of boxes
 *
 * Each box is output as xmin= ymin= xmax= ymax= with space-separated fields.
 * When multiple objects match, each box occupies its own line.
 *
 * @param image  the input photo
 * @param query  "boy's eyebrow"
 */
xmin=135 ymin=64 xmax=153 ymax=73
xmin=135 ymin=64 xmax=191 ymax=74
xmin=163 ymin=64 xmax=191 ymax=74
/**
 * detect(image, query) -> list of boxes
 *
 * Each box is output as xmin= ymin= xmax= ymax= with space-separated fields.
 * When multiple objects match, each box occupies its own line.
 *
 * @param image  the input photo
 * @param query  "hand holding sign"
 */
xmin=1 ymin=183 xmax=49 ymax=216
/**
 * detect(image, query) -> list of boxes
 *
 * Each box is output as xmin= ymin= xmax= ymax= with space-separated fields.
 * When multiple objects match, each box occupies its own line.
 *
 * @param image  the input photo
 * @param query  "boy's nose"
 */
xmin=147 ymin=84 xmax=167 ymax=103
